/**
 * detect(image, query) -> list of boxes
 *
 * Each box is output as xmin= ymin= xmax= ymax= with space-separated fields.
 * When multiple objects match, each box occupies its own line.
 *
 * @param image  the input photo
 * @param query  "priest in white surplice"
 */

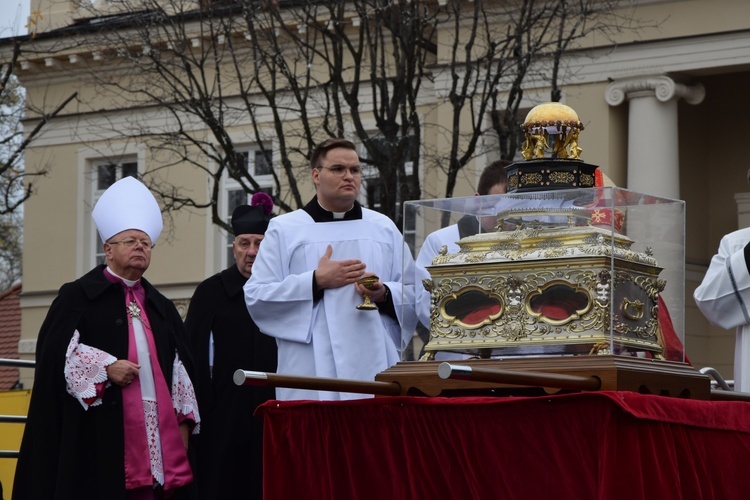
xmin=694 ymin=226 xmax=750 ymax=392
xmin=244 ymin=138 xmax=418 ymax=400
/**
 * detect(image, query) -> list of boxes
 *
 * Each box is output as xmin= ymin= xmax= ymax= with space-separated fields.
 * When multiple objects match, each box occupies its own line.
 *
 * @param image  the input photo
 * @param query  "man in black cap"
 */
xmin=185 ymin=193 xmax=277 ymax=500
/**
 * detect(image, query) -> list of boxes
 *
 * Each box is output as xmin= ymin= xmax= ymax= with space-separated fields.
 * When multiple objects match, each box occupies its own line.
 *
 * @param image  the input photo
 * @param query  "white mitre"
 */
xmin=92 ymin=176 xmax=163 ymax=243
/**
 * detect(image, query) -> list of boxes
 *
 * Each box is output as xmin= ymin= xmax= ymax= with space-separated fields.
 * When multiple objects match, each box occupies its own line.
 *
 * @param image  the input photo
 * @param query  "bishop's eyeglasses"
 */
xmin=107 ymin=238 xmax=154 ymax=249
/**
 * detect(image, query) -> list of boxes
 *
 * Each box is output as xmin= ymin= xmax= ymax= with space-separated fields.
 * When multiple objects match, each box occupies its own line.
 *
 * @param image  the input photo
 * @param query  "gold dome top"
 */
xmin=522 ymin=102 xmax=583 ymax=133
xmin=519 ymin=102 xmax=585 ymax=160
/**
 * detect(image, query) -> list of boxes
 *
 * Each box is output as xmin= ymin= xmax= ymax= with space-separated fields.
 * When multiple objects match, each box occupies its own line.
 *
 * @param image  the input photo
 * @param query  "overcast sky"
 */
xmin=1 ymin=0 xmax=30 ymax=37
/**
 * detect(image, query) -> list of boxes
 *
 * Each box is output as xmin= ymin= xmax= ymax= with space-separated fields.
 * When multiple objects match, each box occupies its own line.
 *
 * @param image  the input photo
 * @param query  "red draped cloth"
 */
xmin=258 ymin=392 xmax=750 ymax=499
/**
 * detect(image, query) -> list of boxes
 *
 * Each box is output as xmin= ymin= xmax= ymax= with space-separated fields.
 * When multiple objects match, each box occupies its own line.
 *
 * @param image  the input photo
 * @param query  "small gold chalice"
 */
xmin=356 ymin=274 xmax=380 ymax=311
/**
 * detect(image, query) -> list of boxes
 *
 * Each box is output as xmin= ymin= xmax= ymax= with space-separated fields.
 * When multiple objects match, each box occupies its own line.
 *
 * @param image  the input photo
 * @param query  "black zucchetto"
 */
xmin=231 ymin=205 xmax=271 ymax=235
xmin=231 ymin=192 xmax=274 ymax=235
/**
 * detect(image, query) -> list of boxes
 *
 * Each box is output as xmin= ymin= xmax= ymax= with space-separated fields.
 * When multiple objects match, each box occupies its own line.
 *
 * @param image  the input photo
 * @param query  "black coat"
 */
xmin=185 ymin=264 xmax=277 ymax=500
xmin=13 ymin=265 xmax=195 ymax=500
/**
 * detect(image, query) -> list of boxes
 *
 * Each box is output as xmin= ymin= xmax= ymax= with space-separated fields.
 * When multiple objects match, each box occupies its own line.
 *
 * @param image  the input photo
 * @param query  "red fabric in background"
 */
xmin=658 ymin=295 xmax=691 ymax=364
xmin=258 ymin=392 xmax=750 ymax=500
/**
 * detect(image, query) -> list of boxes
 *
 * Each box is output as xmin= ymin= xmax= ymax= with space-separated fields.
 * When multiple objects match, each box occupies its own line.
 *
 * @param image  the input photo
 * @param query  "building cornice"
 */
xmin=429 ymin=28 xmax=750 ymax=97
xmin=563 ymin=29 xmax=750 ymax=85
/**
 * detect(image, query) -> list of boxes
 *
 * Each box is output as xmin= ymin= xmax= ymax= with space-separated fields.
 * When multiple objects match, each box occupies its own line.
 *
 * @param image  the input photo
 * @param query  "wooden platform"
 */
xmin=375 ymin=355 xmax=711 ymax=399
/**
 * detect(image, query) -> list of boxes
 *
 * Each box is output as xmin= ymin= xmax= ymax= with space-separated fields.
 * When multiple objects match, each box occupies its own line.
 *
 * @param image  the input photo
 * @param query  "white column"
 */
xmin=605 ymin=75 xmax=705 ymax=200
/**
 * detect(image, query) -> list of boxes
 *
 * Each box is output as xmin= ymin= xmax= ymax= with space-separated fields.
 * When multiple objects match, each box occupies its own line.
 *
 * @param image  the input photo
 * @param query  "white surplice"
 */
xmin=415 ymin=224 xmax=460 ymax=329
xmin=416 ymin=223 xmax=481 ymax=361
xmin=417 ymin=224 xmax=461 ymax=269
xmin=244 ymin=208 xmax=417 ymax=400
xmin=694 ymin=226 xmax=750 ymax=392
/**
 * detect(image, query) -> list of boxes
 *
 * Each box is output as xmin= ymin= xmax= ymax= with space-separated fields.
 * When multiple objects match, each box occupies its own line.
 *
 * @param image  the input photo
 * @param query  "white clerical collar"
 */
xmin=317 ymin=200 xmax=352 ymax=219
xmin=107 ymin=266 xmax=139 ymax=287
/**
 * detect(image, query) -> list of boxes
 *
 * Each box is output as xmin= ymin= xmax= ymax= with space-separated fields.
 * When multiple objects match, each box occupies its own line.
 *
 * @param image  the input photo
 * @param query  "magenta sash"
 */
xmin=104 ymin=270 xmax=193 ymax=490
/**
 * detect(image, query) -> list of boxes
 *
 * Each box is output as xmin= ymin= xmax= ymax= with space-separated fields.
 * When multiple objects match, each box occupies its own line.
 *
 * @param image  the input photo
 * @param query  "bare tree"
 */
xmin=65 ymin=3 xmax=302 ymax=233
xmin=64 ymin=0 xmax=649 ymax=231
xmin=440 ymin=0 xmax=652 ymax=198
xmin=0 ymin=37 xmax=77 ymax=286
xmin=0 ymin=209 xmax=21 ymax=289
xmin=1 ymin=39 xmax=77 ymax=215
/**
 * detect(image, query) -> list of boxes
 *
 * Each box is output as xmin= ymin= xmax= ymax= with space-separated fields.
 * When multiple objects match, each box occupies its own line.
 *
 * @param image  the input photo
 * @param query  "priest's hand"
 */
xmin=106 ymin=359 xmax=141 ymax=387
xmin=355 ymin=274 xmax=388 ymax=303
xmin=316 ymin=245 xmax=366 ymax=290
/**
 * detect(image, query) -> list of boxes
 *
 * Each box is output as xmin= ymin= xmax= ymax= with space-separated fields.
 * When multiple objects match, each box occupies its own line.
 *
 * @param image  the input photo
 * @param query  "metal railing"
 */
xmin=0 ymin=357 xmax=35 ymax=459
xmin=700 ymin=366 xmax=733 ymax=391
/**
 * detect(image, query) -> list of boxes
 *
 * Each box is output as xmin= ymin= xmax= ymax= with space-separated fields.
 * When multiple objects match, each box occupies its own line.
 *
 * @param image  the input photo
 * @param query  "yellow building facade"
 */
xmin=3 ymin=0 xmax=750 ymax=389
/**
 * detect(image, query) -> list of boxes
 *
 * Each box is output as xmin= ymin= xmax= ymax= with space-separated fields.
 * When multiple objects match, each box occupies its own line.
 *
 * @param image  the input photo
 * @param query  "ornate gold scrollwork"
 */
xmin=425 ymin=250 xmax=663 ymax=356
xmin=622 ymin=298 xmax=644 ymax=320
xmin=508 ymin=174 xmax=519 ymax=189
xmin=520 ymin=172 xmax=543 ymax=186
xmin=588 ymin=341 xmax=611 ymax=355
xmin=548 ymin=171 xmax=575 ymax=184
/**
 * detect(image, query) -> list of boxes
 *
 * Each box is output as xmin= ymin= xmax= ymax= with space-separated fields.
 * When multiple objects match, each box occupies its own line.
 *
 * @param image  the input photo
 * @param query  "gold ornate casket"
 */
xmin=422 ymin=207 xmax=666 ymax=359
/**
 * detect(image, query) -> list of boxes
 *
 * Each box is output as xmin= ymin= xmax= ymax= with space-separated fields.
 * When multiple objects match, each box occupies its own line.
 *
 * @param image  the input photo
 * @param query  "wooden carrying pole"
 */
xmin=709 ymin=389 xmax=750 ymax=403
xmin=437 ymin=362 xmax=602 ymax=392
xmin=233 ymin=369 xmax=403 ymax=396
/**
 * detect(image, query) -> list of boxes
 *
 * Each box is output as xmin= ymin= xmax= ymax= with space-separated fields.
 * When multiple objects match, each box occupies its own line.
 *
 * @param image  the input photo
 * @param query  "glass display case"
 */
xmin=403 ymin=187 xmax=685 ymax=363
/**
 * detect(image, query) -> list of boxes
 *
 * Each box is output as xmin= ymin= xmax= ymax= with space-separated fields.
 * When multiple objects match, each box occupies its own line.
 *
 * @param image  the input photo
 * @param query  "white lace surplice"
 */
xmin=64 ymin=330 xmax=116 ymax=409
xmin=64 ymin=329 xmax=200 ymax=486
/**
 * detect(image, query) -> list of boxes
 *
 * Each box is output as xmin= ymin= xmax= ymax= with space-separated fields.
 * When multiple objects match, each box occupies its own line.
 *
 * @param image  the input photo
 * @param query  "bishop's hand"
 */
xmin=106 ymin=359 xmax=141 ymax=387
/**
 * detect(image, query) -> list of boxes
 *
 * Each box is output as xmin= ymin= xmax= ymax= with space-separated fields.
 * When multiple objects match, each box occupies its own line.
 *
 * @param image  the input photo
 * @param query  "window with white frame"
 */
xmin=92 ymin=159 xmax=138 ymax=266
xmin=224 ymin=147 xmax=273 ymax=267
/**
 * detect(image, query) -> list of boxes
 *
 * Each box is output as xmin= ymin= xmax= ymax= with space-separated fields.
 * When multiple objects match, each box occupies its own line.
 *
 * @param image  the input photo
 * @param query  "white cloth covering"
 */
xmin=694 ymin=227 xmax=750 ymax=392
xmin=244 ymin=208 xmax=417 ymax=400
xmin=416 ymin=224 xmax=460 ymax=329
xmin=417 ymin=225 xmax=462 ymax=269
xmin=416 ymin=223 xmax=474 ymax=361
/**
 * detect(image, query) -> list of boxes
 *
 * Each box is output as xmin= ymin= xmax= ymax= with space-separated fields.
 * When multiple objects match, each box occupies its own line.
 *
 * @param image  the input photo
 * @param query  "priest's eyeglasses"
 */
xmin=317 ymin=165 xmax=362 ymax=178
xmin=108 ymin=238 xmax=154 ymax=249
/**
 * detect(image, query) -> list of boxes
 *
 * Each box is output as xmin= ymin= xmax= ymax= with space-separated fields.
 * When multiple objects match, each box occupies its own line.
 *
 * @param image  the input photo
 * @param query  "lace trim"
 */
xmin=172 ymin=354 xmax=201 ymax=434
xmin=64 ymin=330 xmax=117 ymax=410
xmin=143 ymin=399 xmax=164 ymax=485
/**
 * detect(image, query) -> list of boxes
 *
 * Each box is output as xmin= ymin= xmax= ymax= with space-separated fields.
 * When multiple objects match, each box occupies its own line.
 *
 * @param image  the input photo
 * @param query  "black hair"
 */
xmin=477 ymin=159 xmax=510 ymax=195
xmin=310 ymin=138 xmax=357 ymax=169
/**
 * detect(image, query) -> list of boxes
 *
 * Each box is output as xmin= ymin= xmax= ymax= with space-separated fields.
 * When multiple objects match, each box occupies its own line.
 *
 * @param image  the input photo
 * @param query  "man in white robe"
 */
xmin=416 ymin=160 xmax=508 ymax=330
xmin=244 ymin=138 xmax=417 ymax=400
xmin=694 ymin=226 xmax=750 ymax=392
